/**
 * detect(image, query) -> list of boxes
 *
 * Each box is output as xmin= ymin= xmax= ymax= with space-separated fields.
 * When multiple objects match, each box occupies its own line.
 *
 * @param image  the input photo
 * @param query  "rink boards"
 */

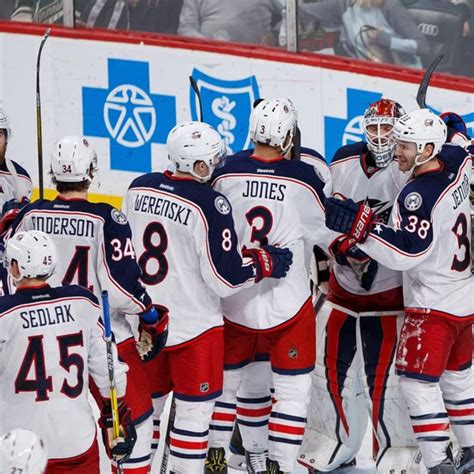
xmin=0 ymin=21 xmax=473 ymax=207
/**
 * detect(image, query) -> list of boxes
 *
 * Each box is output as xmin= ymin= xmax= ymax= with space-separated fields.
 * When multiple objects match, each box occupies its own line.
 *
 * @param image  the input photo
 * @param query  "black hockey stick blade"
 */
xmin=416 ymin=54 xmax=443 ymax=109
xmin=189 ymin=75 xmax=203 ymax=122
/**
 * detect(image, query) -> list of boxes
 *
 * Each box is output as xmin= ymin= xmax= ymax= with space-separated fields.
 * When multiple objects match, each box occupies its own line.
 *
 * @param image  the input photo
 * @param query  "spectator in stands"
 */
xmin=178 ymin=0 xmax=283 ymax=45
xmin=0 ymin=1 xmax=15 ymax=19
xmin=128 ymin=0 xmax=184 ymax=34
xmin=286 ymin=0 xmax=429 ymax=68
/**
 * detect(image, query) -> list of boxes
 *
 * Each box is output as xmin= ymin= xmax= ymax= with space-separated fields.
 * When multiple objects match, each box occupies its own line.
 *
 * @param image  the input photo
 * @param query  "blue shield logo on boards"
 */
xmin=82 ymin=59 xmax=176 ymax=173
xmin=190 ymin=69 xmax=260 ymax=154
xmin=324 ymin=88 xmax=382 ymax=163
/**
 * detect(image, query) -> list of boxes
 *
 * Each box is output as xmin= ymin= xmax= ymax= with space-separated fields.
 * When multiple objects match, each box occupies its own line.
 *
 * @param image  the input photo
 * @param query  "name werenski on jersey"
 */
xmin=133 ymin=194 xmax=192 ymax=226
xmin=242 ymin=180 xmax=286 ymax=201
xmin=452 ymin=173 xmax=470 ymax=210
xmin=20 ymin=304 xmax=74 ymax=329
xmin=31 ymin=216 xmax=95 ymax=237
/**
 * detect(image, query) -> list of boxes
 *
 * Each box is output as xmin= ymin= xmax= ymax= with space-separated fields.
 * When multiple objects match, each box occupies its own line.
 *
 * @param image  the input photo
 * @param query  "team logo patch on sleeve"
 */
xmin=111 ymin=208 xmax=128 ymax=225
xmin=215 ymin=196 xmax=231 ymax=215
xmin=404 ymin=192 xmax=423 ymax=211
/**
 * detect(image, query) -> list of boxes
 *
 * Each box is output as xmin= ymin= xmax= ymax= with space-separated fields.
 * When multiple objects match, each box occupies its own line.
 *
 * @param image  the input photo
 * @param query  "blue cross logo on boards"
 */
xmin=190 ymin=69 xmax=260 ymax=154
xmin=324 ymin=88 xmax=382 ymax=163
xmin=82 ymin=58 xmax=176 ymax=173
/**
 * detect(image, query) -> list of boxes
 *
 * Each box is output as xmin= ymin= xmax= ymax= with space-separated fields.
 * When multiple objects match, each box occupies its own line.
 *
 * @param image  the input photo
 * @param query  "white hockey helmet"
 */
xmin=4 ymin=231 xmax=56 ymax=281
xmin=50 ymin=135 xmax=98 ymax=183
xmin=167 ymin=121 xmax=226 ymax=182
xmin=249 ymin=98 xmax=297 ymax=155
xmin=0 ymin=429 xmax=48 ymax=474
xmin=363 ymin=98 xmax=406 ymax=168
xmin=0 ymin=106 xmax=11 ymax=140
xmin=393 ymin=109 xmax=447 ymax=165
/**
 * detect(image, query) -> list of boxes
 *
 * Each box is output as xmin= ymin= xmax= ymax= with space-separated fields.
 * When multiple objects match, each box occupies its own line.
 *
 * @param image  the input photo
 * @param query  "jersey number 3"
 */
xmin=451 ymin=213 xmax=470 ymax=272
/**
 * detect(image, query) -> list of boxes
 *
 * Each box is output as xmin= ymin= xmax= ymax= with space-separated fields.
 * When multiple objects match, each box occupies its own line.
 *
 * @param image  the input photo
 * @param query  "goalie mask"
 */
xmin=363 ymin=99 xmax=406 ymax=168
xmin=4 ymin=230 xmax=57 ymax=282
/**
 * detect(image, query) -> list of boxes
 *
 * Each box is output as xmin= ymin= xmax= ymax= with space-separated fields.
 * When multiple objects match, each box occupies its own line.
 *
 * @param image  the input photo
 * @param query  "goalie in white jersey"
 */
xmin=7 ymin=136 xmax=168 ymax=474
xmin=0 ymin=231 xmax=135 ymax=473
xmin=300 ymin=98 xmax=422 ymax=472
xmin=124 ymin=121 xmax=292 ymax=473
xmin=325 ymin=108 xmax=474 ymax=473
xmin=206 ymin=98 xmax=339 ymax=473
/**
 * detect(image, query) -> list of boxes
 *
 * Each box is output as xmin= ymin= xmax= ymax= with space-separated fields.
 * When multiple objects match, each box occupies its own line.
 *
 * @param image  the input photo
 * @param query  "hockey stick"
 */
xmin=36 ymin=29 xmax=50 ymax=200
xmin=160 ymin=395 xmax=177 ymax=473
xmin=101 ymin=291 xmax=124 ymax=474
xmin=190 ymin=75 xmax=204 ymax=122
xmin=416 ymin=54 xmax=443 ymax=109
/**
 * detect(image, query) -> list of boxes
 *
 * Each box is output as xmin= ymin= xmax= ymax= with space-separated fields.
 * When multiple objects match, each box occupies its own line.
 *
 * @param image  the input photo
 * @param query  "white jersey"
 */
xmin=124 ymin=171 xmax=257 ymax=347
xmin=329 ymin=142 xmax=410 ymax=295
xmin=0 ymin=284 xmax=127 ymax=459
xmin=7 ymin=198 xmax=152 ymax=342
xmin=0 ymin=159 xmax=32 ymax=208
xmin=360 ymin=144 xmax=473 ymax=318
xmin=212 ymin=150 xmax=338 ymax=330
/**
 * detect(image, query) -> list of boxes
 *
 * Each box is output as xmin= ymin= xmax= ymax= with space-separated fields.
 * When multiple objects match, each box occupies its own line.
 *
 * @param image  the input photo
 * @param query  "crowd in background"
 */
xmin=1 ymin=0 xmax=473 ymax=78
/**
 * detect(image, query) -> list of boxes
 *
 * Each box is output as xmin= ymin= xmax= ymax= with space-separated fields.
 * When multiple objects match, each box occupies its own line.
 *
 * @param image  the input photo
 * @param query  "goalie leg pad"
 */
xmin=299 ymin=302 xmax=368 ymax=471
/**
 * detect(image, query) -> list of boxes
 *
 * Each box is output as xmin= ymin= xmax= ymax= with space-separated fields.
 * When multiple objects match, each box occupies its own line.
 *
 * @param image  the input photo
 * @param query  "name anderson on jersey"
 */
xmin=31 ymin=216 xmax=95 ymax=237
xmin=133 ymin=193 xmax=192 ymax=226
xmin=20 ymin=304 xmax=75 ymax=329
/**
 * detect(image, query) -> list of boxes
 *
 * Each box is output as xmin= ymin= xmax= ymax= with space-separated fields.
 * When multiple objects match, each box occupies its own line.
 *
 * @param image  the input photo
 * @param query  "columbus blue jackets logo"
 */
xmin=215 ymin=196 xmax=231 ymax=215
xmin=190 ymin=69 xmax=260 ymax=155
xmin=404 ymin=192 xmax=423 ymax=211
xmin=111 ymin=208 xmax=128 ymax=225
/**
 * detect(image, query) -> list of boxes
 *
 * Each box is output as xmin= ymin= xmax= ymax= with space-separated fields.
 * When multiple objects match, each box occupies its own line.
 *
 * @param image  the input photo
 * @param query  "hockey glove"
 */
xmin=99 ymin=399 xmax=137 ymax=463
xmin=243 ymin=245 xmax=293 ymax=282
xmin=0 ymin=208 xmax=20 ymax=235
xmin=137 ymin=305 xmax=169 ymax=362
xmin=325 ymin=198 xmax=374 ymax=243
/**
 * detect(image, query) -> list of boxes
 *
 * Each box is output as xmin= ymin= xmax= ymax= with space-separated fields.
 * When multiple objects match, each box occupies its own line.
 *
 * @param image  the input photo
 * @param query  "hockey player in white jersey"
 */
xmin=0 ymin=106 xmax=32 ymax=212
xmin=1 ymin=429 xmax=48 ymax=474
xmin=325 ymin=108 xmax=474 ymax=473
xmin=6 ymin=136 xmax=168 ymax=474
xmin=0 ymin=231 xmax=135 ymax=473
xmin=206 ymin=98 xmax=339 ymax=473
xmin=300 ymin=98 xmax=423 ymax=473
xmin=214 ymin=102 xmax=333 ymax=473
xmin=123 ymin=121 xmax=292 ymax=473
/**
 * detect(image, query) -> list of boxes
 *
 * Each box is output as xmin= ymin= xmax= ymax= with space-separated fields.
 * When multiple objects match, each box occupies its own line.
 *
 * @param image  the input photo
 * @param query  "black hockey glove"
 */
xmin=99 ymin=399 xmax=137 ymax=463
xmin=325 ymin=197 xmax=374 ymax=243
xmin=137 ymin=305 xmax=169 ymax=362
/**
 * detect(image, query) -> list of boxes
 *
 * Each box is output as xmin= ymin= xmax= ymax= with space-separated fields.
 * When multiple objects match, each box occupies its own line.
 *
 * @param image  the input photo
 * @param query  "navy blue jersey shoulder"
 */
xmin=398 ymin=144 xmax=469 ymax=216
xmin=0 ymin=159 xmax=31 ymax=179
xmin=300 ymin=146 xmax=326 ymax=163
xmin=0 ymin=284 xmax=98 ymax=314
xmin=130 ymin=171 xmax=230 ymax=222
xmin=213 ymin=153 xmax=326 ymax=203
xmin=331 ymin=142 xmax=367 ymax=165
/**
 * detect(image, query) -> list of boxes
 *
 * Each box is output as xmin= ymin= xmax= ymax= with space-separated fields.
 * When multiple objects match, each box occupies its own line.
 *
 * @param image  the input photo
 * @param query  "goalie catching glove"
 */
xmin=242 ymin=244 xmax=293 ymax=282
xmin=329 ymin=235 xmax=379 ymax=291
xmin=99 ymin=398 xmax=137 ymax=463
xmin=137 ymin=305 xmax=169 ymax=362
xmin=325 ymin=197 xmax=374 ymax=243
